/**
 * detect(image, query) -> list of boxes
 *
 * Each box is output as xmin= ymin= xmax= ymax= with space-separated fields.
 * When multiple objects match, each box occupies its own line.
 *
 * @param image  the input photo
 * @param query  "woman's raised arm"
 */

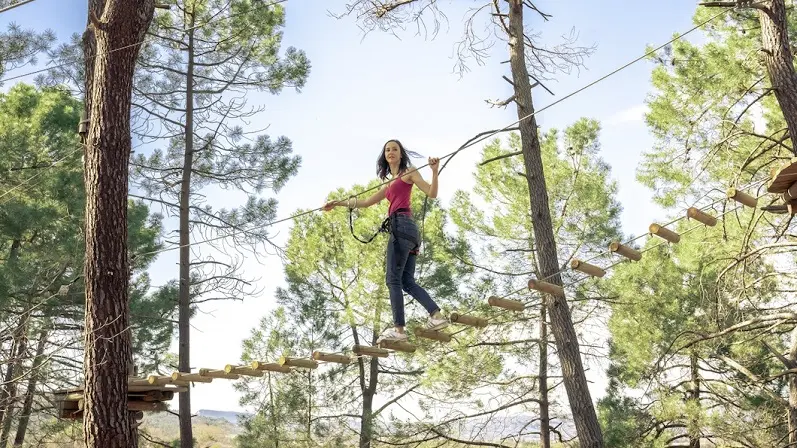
xmin=322 ymin=187 xmax=386 ymax=211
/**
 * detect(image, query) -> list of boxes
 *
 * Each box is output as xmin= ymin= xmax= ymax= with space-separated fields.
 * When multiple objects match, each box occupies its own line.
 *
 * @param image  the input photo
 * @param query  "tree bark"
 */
xmin=178 ymin=7 xmax=197 ymax=448
xmin=12 ymin=329 xmax=47 ymax=447
xmin=0 ymin=315 xmax=28 ymax=442
xmin=689 ymin=351 xmax=700 ymax=448
xmin=506 ymin=1 xmax=603 ymax=446
xmin=359 ymin=356 xmax=378 ymax=448
xmin=787 ymin=328 xmax=797 ymax=446
xmin=539 ymin=305 xmax=550 ymax=448
xmin=758 ymin=0 xmax=797 ymax=154
xmin=81 ymin=1 xmax=155 ymax=447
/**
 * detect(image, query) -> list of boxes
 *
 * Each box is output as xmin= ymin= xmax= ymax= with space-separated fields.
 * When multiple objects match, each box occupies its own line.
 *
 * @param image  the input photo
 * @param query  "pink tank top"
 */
xmin=385 ymin=174 xmax=413 ymax=216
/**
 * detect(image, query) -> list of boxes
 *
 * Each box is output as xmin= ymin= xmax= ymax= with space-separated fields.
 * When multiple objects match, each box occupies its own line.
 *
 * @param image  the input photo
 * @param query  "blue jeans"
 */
xmin=385 ymin=214 xmax=440 ymax=327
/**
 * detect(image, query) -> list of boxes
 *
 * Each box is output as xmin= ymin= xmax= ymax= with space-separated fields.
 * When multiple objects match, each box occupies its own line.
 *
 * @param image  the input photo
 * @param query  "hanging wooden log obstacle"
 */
xmin=312 ymin=351 xmax=351 ymax=364
xmin=378 ymin=339 xmax=417 ymax=353
xmin=528 ymin=279 xmax=564 ymax=297
xmin=414 ymin=327 xmax=451 ymax=342
xmin=450 ymin=312 xmax=488 ymax=328
xmin=649 ymin=223 xmax=680 ymax=244
xmin=171 ymin=372 xmax=213 ymax=383
xmin=727 ymin=188 xmax=757 ymax=208
xmin=250 ymin=361 xmax=291 ymax=373
xmin=687 ymin=207 xmax=717 ymax=226
xmin=609 ymin=241 xmax=642 ymax=261
xmin=487 ymin=295 xmax=525 ymax=312
xmin=352 ymin=344 xmax=389 ymax=358
xmin=278 ymin=356 xmax=318 ymax=369
xmin=198 ymin=368 xmax=239 ymax=380
xmin=225 ymin=365 xmax=265 ymax=377
xmin=570 ymin=259 xmax=605 ymax=278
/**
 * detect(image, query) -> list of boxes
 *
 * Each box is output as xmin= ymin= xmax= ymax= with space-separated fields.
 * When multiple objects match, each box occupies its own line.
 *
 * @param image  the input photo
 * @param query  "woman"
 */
xmin=322 ymin=139 xmax=448 ymax=343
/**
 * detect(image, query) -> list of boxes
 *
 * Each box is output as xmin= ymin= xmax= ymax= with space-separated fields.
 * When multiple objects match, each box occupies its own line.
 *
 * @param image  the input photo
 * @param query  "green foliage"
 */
xmin=604 ymin=6 xmax=797 ymax=445
xmin=639 ymin=7 xmax=797 ymax=206
xmin=123 ymin=0 xmax=310 ymax=306
xmin=0 ymin=83 xmax=177 ymax=377
xmin=0 ymin=19 xmax=54 ymax=81
xmin=451 ymin=121 xmax=622 ymax=285
xmin=236 ymin=179 xmax=497 ymax=445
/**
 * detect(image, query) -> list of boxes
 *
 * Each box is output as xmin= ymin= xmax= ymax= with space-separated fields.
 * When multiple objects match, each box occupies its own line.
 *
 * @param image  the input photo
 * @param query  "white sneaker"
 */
xmin=427 ymin=315 xmax=449 ymax=331
xmin=377 ymin=328 xmax=409 ymax=343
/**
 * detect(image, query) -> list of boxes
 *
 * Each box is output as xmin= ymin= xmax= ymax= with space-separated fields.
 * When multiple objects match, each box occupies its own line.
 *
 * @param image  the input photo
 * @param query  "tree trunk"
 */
xmin=0 ymin=316 xmax=28 ymax=442
xmin=359 ymin=357 xmax=378 ymax=448
xmin=758 ymin=0 xmax=797 ymax=153
xmin=787 ymin=328 xmax=797 ymax=446
xmin=539 ymin=305 xmax=550 ymax=448
xmin=268 ymin=372 xmax=279 ymax=447
xmin=506 ymin=2 xmax=603 ymax=446
xmin=788 ymin=375 xmax=797 ymax=446
xmin=354 ymin=327 xmax=377 ymax=448
xmin=178 ymin=8 xmax=197 ymax=448
xmin=81 ymin=1 xmax=155 ymax=447
xmin=689 ymin=351 xmax=700 ymax=448
xmin=360 ymin=391 xmax=374 ymax=448
xmin=12 ymin=329 xmax=47 ymax=447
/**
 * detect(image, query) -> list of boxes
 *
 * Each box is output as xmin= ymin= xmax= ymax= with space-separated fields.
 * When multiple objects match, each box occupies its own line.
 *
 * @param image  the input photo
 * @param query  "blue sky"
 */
xmin=3 ymin=0 xmax=706 ymax=414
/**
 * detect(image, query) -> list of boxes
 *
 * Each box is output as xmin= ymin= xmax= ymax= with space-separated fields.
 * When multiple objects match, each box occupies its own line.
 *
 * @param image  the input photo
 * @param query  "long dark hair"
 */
xmin=376 ymin=139 xmax=423 ymax=180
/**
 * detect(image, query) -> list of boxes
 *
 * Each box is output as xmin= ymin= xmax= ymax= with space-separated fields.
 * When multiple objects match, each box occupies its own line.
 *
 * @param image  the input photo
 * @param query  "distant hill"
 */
xmin=136 ymin=409 xmax=575 ymax=447
xmin=197 ymin=409 xmax=251 ymax=425
xmin=139 ymin=409 xmax=245 ymax=448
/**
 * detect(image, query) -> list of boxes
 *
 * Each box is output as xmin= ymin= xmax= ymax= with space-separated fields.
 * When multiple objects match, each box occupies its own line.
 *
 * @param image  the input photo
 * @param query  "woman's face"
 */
xmin=384 ymin=141 xmax=402 ymax=164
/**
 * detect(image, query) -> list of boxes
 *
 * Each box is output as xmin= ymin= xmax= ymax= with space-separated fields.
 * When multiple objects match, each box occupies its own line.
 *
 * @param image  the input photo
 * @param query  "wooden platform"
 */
xmin=768 ymin=158 xmax=797 ymax=193
xmin=53 ymin=381 xmax=184 ymax=420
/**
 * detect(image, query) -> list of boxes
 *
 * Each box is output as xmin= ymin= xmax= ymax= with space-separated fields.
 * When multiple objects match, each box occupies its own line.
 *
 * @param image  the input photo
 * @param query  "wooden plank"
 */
xmin=768 ymin=157 xmax=797 ymax=193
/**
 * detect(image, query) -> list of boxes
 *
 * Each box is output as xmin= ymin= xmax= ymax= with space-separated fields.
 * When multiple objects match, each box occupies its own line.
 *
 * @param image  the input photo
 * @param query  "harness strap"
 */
xmin=348 ymin=207 xmax=419 ymax=252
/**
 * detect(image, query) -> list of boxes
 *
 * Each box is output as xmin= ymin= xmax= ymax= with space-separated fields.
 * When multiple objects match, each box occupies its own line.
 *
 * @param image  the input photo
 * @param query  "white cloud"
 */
xmin=605 ymin=104 xmax=648 ymax=126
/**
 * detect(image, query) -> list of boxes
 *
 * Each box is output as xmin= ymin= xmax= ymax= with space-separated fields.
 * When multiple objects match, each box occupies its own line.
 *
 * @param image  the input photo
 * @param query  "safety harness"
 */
xmin=348 ymin=207 xmax=419 ymax=255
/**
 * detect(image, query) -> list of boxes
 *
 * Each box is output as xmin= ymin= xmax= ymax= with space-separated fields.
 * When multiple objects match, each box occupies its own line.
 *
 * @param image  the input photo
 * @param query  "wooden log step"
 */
xmin=727 ymin=188 xmax=757 ymax=208
xmin=450 ymin=312 xmax=488 ymax=328
xmin=147 ymin=375 xmax=190 ymax=387
xmin=171 ymin=372 xmax=213 ymax=383
xmin=487 ymin=296 xmax=525 ymax=312
xmin=352 ymin=344 xmax=389 ymax=358
xmin=687 ymin=207 xmax=717 ymax=226
xmin=608 ymin=241 xmax=642 ymax=261
xmin=570 ymin=259 xmax=606 ymax=278
xmin=312 ymin=351 xmax=351 ymax=364
xmin=528 ymin=279 xmax=565 ymax=297
xmin=250 ymin=361 xmax=291 ymax=373
xmin=649 ymin=223 xmax=680 ymax=244
xmin=413 ymin=327 xmax=451 ymax=343
xmin=378 ymin=339 xmax=416 ymax=353
xmin=278 ymin=356 xmax=318 ymax=369
xmin=198 ymin=368 xmax=239 ymax=380
xmin=225 ymin=365 xmax=264 ymax=377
